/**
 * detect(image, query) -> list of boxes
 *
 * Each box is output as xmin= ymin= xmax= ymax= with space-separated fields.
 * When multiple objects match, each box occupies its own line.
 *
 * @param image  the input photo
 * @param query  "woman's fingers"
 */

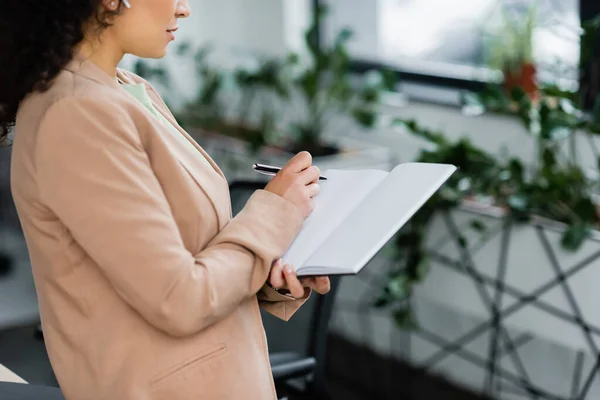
xmin=269 ymin=259 xmax=285 ymax=289
xmin=305 ymin=183 xmax=320 ymax=198
xmin=300 ymin=276 xmax=331 ymax=294
xmin=315 ymin=277 xmax=331 ymax=294
xmin=282 ymin=264 xmax=305 ymax=298
xmin=269 ymin=262 xmax=330 ymax=297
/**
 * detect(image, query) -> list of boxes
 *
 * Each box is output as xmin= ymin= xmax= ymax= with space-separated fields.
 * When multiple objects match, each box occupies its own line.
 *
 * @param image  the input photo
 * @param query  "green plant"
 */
xmin=169 ymin=43 xmax=295 ymax=154
xmin=173 ymin=43 xmax=229 ymax=133
xmin=376 ymin=13 xmax=600 ymax=329
xmin=485 ymin=1 xmax=537 ymax=74
xmin=132 ymin=59 xmax=171 ymax=88
xmin=230 ymin=55 xmax=292 ymax=153
xmin=130 ymin=42 xmax=229 ymax=132
xmin=374 ymin=120 xmax=504 ymax=327
xmin=283 ymin=4 xmax=396 ymax=156
xmin=460 ymin=11 xmax=600 ymax=250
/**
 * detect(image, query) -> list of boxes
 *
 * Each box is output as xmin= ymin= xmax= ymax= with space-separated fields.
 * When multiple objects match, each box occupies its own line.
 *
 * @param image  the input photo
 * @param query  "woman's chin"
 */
xmin=134 ymin=47 xmax=168 ymax=60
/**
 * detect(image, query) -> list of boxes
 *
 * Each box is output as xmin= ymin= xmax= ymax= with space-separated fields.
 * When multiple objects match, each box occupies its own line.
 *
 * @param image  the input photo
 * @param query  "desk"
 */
xmin=0 ymin=364 xmax=27 ymax=384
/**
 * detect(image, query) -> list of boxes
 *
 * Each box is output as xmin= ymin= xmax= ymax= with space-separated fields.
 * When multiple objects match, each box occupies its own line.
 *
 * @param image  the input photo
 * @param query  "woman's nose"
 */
xmin=176 ymin=0 xmax=191 ymax=18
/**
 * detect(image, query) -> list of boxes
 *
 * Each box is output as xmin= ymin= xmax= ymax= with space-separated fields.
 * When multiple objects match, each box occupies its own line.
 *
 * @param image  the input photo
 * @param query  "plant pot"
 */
xmin=284 ymin=140 xmax=341 ymax=158
xmin=503 ymin=62 xmax=538 ymax=98
xmin=189 ymin=128 xmax=395 ymax=182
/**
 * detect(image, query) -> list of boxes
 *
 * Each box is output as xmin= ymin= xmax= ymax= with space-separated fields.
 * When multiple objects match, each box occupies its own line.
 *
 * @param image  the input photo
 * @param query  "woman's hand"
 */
xmin=299 ymin=275 xmax=331 ymax=295
xmin=268 ymin=259 xmax=331 ymax=298
xmin=264 ymin=151 xmax=321 ymax=218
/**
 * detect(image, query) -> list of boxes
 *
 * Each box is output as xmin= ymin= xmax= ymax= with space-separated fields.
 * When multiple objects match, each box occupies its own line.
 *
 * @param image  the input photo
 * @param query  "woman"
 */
xmin=0 ymin=0 xmax=330 ymax=399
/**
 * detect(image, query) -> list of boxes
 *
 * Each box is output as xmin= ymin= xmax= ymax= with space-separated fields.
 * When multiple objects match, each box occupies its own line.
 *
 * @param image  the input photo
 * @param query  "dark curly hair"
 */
xmin=0 ymin=0 xmax=125 ymax=143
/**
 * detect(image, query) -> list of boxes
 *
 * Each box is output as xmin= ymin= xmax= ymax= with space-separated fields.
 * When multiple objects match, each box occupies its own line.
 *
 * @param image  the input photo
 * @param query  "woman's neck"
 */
xmin=75 ymin=36 xmax=125 ymax=80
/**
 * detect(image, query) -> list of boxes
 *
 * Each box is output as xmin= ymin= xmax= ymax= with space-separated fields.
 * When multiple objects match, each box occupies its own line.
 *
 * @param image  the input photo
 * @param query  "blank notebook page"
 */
xmin=283 ymin=168 xmax=388 ymax=268
xmin=299 ymin=163 xmax=457 ymax=275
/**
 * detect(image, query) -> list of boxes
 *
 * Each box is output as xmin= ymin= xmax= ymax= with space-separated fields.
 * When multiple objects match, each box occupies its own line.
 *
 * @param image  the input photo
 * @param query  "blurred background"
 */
xmin=3 ymin=0 xmax=600 ymax=399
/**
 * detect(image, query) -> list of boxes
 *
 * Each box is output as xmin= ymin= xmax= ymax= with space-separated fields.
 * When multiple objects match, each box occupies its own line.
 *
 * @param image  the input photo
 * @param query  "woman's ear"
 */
xmin=101 ymin=0 xmax=119 ymax=11
xmin=101 ymin=0 xmax=130 ymax=11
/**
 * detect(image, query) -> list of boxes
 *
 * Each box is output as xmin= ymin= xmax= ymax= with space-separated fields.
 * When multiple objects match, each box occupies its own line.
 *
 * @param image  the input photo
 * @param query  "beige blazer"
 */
xmin=10 ymin=55 xmax=310 ymax=400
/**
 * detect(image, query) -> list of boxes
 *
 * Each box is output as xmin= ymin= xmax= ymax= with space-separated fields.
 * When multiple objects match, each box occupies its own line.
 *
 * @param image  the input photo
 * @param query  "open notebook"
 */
xmin=284 ymin=162 xmax=457 ymax=277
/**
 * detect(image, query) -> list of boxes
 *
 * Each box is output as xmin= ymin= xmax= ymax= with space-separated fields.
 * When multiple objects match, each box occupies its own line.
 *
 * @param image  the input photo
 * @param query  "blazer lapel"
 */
xmin=155 ymin=119 xmax=232 ymax=230
xmin=150 ymin=92 xmax=227 ymax=180
xmin=65 ymin=61 xmax=232 ymax=228
xmin=130 ymin=80 xmax=232 ymax=226
xmin=115 ymin=71 xmax=226 ymax=177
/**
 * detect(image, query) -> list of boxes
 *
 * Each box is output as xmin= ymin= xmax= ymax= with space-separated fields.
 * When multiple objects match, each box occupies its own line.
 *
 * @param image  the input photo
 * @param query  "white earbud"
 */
xmin=122 ymin=0 xmax=131 ymax=8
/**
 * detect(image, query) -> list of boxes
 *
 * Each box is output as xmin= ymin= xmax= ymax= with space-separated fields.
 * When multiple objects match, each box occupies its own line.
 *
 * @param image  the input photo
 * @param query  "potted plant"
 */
xmin=164 ymin=5 xmax=397 ymax=180
xmin=374 ymin=10 xmax=600 ymax=325
xmin=326 ymin=12 xmax=600 ymax=399
xmin=485 ymin=1 xmax=538 ymax=98
xmin=281 ymin=4 xmax=397 ymax=157
xmin=173 ymin=43 xmax=230 ymax=134
xmin=227 ymin=54 xmax=292 ymax=153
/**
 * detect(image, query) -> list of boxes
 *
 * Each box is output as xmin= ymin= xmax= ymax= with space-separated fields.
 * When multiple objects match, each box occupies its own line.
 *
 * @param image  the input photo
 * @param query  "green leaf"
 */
xmin=510 ymin=85 xmax=528 ymax=104
xmin=541 ymin=147 xmax=557 ymax=168
xmin=393 ymin=118 xmax=447 ymax=146
xmin=334 ymin=28 xmax=354 ymax=47
xmin=561 ymin=222 xmax=590 ymax=251
xmin=393 ymin=308 xmax=419 ymax=330
xmin=508 ymin=194 xmax=528 ymax=212
xmin=470 ymin=219 xmax=487 ymax=233
xmin=175 ymin=41 xmax=192 ymax=56
xmin=352 ymin=108 xmax=377 ymax=128
xmin=507 ymin=159 xmax=525 ymax=182
xmin=382 ymin=69 xmax=398 ymax=90
xmin=573 ymin=198 xmax=597 ymax=221
xmin=460 ymin=91 xmax=486 ymax=116
xmin=359 ymin=86 xmax=380 ymax=103
xmin=373 ymin=292 xmax=392 ymax=308
xmin=414 ymin=257 xmax=431 ymax=283
xmin=542 ymin=85 xmax=578 ymax=101
xmin=386 ymin=275 xmax=409 ymax=299
xmin=394 ymin=230 xmax=422 ymax=249
xmin=547 ymin=126 xmax=571 ymax=141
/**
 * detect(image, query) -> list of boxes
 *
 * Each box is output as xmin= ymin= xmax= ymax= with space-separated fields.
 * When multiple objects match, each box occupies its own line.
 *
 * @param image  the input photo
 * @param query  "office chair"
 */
xmin=0 ymin=382 xmax=64 ymax=400
xmin=229 ymin=180 xmax=340 ymax=400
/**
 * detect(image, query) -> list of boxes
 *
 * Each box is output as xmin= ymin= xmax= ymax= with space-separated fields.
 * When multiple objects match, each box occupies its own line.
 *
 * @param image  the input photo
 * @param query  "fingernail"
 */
xmin=286 ymin=267 xmax=293 ymax=274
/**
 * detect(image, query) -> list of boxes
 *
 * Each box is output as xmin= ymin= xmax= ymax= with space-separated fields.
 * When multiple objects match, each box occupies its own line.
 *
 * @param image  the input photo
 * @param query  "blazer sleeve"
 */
xmin=126 ymin=74 xmax=314 ymax=322
xmin=35 ymin=95 xmax=305 ymax=337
